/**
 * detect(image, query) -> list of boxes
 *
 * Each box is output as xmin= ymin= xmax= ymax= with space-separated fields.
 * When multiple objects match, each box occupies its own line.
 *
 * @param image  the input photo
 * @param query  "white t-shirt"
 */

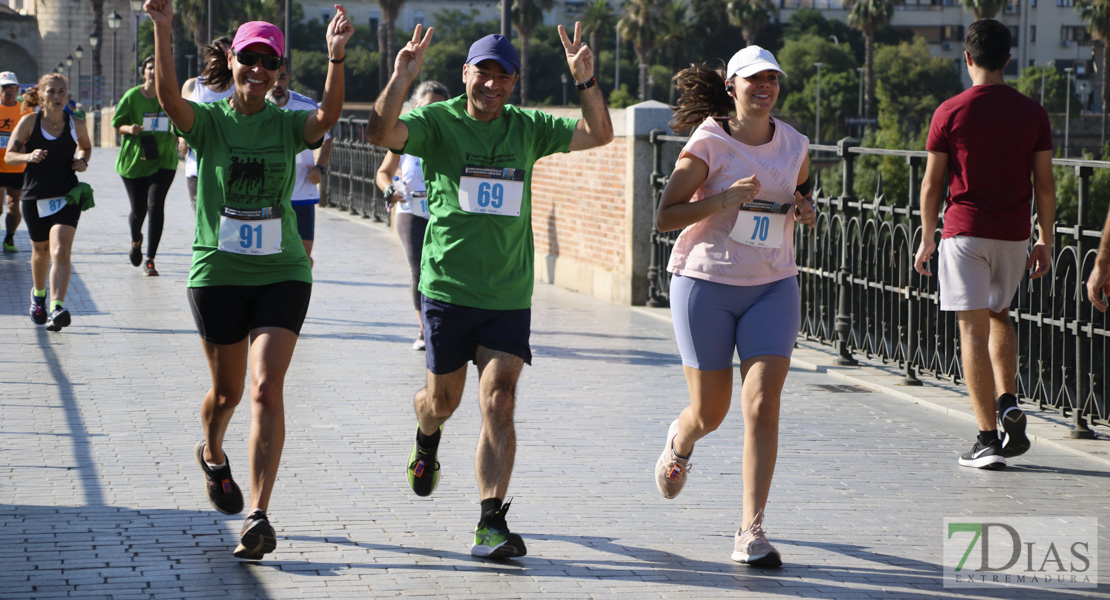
xmin=184 ymin=77 xmax=234 ymax=178
xmin=275 ymin=91 xmax=330 ymax=205
xmin=394 ymin=153 xmax=429 ymax=218
xmin=666 ymin=116 xmax=807 ymax=286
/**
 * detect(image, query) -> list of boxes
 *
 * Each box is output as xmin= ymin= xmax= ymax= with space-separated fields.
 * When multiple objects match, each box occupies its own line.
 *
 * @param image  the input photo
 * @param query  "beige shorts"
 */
xmin=938 ymin=236 xmax=1029 ymax=313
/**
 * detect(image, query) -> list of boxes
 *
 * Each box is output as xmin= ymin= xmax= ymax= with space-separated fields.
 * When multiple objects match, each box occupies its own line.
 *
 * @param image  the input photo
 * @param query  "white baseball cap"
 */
xmin=0 ymin=72 xmax=18 ymax=86
xmin=726 ymin=46 xmax=786 ymax=79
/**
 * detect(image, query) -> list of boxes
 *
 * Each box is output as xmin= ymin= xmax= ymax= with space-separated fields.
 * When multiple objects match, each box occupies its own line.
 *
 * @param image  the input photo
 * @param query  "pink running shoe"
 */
xmin=654 ymin=419 xmax=691 ymax=499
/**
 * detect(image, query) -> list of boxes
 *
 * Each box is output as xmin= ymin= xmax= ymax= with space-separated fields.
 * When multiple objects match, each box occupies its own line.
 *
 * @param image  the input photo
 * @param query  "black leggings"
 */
xmin=122 ymin=168 xmax=177 ymax=258
xmin=395 ymin=211 xmax=428 ymax=311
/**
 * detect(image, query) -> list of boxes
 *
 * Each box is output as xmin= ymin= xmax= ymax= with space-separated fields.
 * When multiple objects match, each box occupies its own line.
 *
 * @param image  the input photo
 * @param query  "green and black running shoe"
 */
xmin=406 ymin=426 xmax=441 ymax=497
xmin=471 ymin=500 xmax=527 ymax=559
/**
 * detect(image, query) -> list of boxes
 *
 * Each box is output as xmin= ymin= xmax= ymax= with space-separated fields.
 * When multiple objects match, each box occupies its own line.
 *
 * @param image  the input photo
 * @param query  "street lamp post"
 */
xmin=614 ymin=24 xmax=621 ymax=94
xmin=1065 ymin=66 xmax=1074 ymax=158
xmin=130 ymin=0 xmax=144 ymax=88
xmin=88 ymin=33 xmax=99 ymax=108
xmin=814 ymin=62 xmax=823 ymax=144
xmin=108 ymin=10 xmax=122 ymax=105
xmin=65 ymin=55 xmax=73 ymax=87
xmin=74 ymin=45 xmax=83 ymax=107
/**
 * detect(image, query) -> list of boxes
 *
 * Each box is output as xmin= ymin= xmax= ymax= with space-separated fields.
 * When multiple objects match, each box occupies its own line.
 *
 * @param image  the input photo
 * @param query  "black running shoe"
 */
xmin=958 ymin=439 xmax=1006 ymax=470
xmin=233 ymin=509 xmax=277 ymax=560
xmin=471 ymin=500 xmax=527 ymax=559
xmin=29 ymin=293 xmax=47 ymax=325
xmin=194 ymin=440 xmax=244 ymax=514
xmin=998 ymin=402 xmax=1030 ymax=458
xmin=406 ymin=427 xmax=440 ymax=497
xmin=45 ymin=307 xmax=71 ymax=332
xmin=129 ymin=242 xmax=142 ymax=267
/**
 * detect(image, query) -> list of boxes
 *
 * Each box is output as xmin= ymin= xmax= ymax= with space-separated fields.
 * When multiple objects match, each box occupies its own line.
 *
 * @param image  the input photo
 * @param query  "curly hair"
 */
xmin=669 ymin=63 xmax=734 ymax=135
xmin=21 ymin=73 xmax=68 ymax=112
xmin=200 ymin=36 xmax=234 ymax=91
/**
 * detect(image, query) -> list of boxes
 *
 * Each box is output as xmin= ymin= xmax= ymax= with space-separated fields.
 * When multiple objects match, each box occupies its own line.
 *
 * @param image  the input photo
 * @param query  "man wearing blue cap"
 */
xmin=368 ymin=23 xmax=613 ymax=559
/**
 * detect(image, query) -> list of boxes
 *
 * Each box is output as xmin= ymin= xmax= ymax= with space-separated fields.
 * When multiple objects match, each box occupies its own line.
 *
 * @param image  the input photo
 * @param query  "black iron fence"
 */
xmin=647 ymin=130 xmax=1109 ymax=435
xmin=325 ymin=117 xmax=391 ymax=225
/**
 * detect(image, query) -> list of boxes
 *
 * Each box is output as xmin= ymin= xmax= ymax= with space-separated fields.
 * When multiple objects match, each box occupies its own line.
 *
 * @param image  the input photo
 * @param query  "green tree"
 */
xmin=871 ymin=38 xmax=963 ymax=133
xmin=846 ymin=0 xmax=893 ymax=120
xmin=378 ymin=0 xmax=406 ymax=91
xmin=619 ymin=0 xmax=664 ymax=101
xmin=689 ymin=0 xmax=747 ymax=65
xmin=581 ymin=0 xmax=615 ymax=81
xmin=1010 ymin=63 xmax=1076 ymax=114
xmin=1054 ymin=147 xmax=1110 ymax=230
xmin=512 ymin=0 xmax=555 ymax=106
xmin=961 ymin=0 xmax=1008 ymax=19
xmin=1079 ymin=0 xmax=1110 ymax=146
xmin=657 ymin=0 xmax=690 ymax=103
xmin=726 ymin=0 xmax=775 ymax=47
xmin=777 ymin=35 xmax=859 ymax=141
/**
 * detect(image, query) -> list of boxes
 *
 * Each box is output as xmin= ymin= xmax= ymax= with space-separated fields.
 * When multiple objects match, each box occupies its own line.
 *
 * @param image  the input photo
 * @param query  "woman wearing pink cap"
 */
xmin=652 ymin=45 xmax=816 ymax=567
xmin=144 ymin=0 xmax=353 ymax=560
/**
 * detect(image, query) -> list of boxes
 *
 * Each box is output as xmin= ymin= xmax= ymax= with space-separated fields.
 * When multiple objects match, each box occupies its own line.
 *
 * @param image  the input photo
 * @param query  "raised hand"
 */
xmin=394 ymin=25 xmax=434 ymax=83
xmin=143 ymin=0 xmax=173 ymax=25
xmin=558 ymin=22 xmax=593 ymax=84
xmin=326 ymin=5 xmax=354 ymax=59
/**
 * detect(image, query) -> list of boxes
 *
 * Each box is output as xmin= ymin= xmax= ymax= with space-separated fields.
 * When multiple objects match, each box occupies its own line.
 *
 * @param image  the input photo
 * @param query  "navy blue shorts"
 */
xmin=292 ymin=203 xmax=315 ymax=241
xmin=187 ymin=280 xmax=312 ymax=345
xmin=421 ymin=295 xmax=531 ymax=374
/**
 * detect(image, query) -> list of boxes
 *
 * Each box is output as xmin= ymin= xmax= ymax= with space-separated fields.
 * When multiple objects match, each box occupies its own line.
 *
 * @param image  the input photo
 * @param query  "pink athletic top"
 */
xmin=667 ymin=116 xmax=808 ymax=286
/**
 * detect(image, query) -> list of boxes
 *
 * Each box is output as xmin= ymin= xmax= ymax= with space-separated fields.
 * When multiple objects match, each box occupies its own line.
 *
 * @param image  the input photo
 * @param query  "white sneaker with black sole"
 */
xmin=958 ymin=439 xmax=1006 ymax=470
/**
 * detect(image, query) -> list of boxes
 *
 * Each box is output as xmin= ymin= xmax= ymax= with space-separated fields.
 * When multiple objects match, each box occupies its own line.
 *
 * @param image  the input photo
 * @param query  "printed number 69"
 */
xmin=750 ymin=215 xmax=769 ymax=242
xmin=239 ymin=224 xmax=262 ymax=249
xmin=477 ymin=182 xmax=504 ymax=209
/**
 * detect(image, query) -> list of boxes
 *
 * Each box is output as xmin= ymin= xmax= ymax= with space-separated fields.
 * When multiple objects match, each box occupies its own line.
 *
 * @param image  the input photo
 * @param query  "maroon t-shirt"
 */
xmin=926 ymin=84 xmax=1053 ymax=241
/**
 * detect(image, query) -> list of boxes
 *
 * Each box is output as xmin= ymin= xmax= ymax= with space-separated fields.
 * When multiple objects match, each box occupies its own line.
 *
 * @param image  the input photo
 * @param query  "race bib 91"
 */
xmin=728 ymin=199 xmax=792 ymax=249
xmin=217 ymin=205 xmax=283 ymax=256
xmin=458 ymin=165 xmax=525 ymax=217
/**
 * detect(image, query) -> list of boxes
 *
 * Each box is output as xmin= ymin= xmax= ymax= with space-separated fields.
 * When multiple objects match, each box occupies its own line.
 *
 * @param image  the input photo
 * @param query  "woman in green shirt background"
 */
xmin=113 ymin=55 xmax=179 ymax=276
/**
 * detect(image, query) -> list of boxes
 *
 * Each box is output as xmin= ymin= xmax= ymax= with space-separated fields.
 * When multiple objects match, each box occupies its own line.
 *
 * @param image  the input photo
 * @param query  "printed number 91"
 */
xmin=477 ymin=182 xmax=504 ymax=209
xmin=239 ymin=223 xmax=263 ymax=249
xmin=750 ymin=215 xmax=770 ymax=242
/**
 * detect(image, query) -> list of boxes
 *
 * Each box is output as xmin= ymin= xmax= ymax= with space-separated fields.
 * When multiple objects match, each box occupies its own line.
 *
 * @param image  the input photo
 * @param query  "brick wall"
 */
xmin=531 ymin=140 xmax=630 ymax=276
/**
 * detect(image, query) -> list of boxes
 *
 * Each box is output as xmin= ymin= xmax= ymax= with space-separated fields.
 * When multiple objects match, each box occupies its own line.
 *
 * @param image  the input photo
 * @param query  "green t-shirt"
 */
xmin=175 ymin=99 xmax=319 ymax=288
xmin=112 ymin=86 xmax=179 ymax=177
xmin=399 ymin=95 xmax=576 ymax=310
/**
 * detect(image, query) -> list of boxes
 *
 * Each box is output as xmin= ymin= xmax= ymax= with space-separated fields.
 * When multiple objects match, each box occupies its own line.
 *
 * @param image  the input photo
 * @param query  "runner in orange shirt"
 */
xmin=0 ymin=71 xmax=31 ymax=252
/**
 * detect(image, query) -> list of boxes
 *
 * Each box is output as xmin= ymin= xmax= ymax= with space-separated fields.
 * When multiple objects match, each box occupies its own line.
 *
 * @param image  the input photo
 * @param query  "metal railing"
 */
xmin=648 ymin=130 xmax=1109 ymax=435
xmin=325 ymin=117 xmax=390 ymax=225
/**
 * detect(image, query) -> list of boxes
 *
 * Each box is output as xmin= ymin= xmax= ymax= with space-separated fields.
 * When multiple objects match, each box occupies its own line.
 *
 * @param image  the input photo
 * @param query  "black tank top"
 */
xmin=21 ymin=111 xmax=78 ymax=202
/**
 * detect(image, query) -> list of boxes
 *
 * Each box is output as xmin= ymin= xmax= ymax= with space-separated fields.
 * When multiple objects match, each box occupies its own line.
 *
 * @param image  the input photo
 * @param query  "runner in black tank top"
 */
xmin=3 ymin=73 xmax=92 ymax=331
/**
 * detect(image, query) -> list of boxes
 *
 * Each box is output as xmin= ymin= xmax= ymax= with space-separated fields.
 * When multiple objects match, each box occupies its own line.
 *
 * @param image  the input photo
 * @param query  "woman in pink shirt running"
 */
xmin=652 ymin=45 xmax=815 ymax=567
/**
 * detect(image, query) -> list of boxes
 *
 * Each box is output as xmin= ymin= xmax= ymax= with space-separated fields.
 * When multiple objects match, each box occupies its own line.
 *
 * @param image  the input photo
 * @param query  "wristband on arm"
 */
xmin=795 ymin=178 xmax=813 ymax=198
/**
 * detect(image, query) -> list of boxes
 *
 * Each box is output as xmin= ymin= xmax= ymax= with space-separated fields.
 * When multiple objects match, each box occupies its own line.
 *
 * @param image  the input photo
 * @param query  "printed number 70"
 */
xmin=750 ymin=215 xmax=769 ymax=242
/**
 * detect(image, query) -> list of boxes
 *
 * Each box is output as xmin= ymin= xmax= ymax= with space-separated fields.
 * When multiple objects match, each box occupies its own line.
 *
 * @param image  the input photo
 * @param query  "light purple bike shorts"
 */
xmin=669 ymin=274 xmax=800 ymax=371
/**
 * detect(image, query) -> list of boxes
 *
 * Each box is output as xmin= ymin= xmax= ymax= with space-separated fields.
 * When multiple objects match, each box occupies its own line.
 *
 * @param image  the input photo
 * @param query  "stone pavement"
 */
xmin=1 ymin=148 xmax=1108 ymax=599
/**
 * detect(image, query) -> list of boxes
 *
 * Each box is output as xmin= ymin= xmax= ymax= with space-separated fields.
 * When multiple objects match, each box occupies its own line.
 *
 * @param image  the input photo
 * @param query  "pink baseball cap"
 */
xmin=231 ymin=21 xmax=285 ymax=56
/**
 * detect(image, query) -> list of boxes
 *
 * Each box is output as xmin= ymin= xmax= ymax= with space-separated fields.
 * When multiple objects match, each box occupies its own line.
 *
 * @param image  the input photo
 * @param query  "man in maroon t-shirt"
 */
xmin=914 ymin=18 xmax=1055 ymax=470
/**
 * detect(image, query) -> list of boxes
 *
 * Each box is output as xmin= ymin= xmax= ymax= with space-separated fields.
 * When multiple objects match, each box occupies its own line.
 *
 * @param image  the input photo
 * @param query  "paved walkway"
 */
xmin=1 ymin=149 xmax=1108 ymax=599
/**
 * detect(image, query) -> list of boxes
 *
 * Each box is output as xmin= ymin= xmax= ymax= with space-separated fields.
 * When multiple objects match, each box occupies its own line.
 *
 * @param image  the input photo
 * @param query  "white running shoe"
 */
xmin=654 ymin=419 xmax=691 ymax=499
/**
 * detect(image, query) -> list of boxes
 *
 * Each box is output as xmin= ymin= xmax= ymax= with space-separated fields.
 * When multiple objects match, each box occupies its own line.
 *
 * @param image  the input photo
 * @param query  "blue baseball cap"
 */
xmin=466 ymin=34 xmax=520 ymax=75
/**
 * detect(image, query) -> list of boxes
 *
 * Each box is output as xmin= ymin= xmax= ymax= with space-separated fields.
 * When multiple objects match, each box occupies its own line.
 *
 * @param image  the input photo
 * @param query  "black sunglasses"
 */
xmin=235 ymin=51 xmax=283 ymax=71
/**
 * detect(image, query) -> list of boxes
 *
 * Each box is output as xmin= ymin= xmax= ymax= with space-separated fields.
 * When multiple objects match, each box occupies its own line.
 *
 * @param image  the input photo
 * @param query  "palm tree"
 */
xmin=961 ymin=0 xmax=1008 ymax=19
xmin=657 ymin=0 xmax=690 ymax=103
xmin=847 ymin=0 xmax=893 ymax=119
xmin=1080 ymin=0 xmax=1110 ymax=147
xmin=619 ymin=0 xmax=664 ymax=101
xmin=726 ymin=0 xmax=775 ymax=47
xmin=379 ymin=0 xmax=407 ymax=92
xmin=580 ymin=0 xmax=615 ymax=81
xmin=512 ymin=0 xmax=555 ymax=106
